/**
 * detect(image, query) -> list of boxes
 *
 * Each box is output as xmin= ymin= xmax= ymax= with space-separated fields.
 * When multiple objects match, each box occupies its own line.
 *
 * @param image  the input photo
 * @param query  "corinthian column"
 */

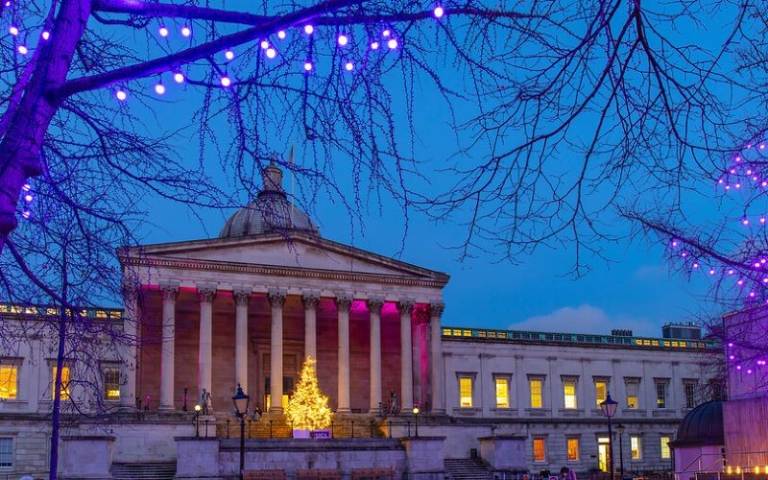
xmin=268 ymin=289 xmax=286 ymax=412
xmin=198 ymin=286 xmax=216 ymax=402
xmin=337 ymin=294 xmax=352 ymax=412
xmin=399 ymin=299 xmax=414 ymax=411
xmin=303 ymin=292 xmax=319 ymax=360
xmin=159 ymin=285 xmax=178 ymax=410
xmin=234 ymin=289 xmax=250 ymax=395
xmin=430 ymin=302 xmax=445 ymax=414
xmin=368 ymin=298 xmax=384 ymax=413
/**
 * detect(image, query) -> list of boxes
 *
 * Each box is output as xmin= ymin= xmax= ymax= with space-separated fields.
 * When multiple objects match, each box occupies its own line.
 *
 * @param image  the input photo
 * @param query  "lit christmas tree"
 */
xmin=286 ymin=356 xmax=333 ymax=432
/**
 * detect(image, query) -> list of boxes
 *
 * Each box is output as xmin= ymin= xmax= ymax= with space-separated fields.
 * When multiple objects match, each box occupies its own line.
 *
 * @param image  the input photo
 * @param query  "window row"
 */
xmin=531 ymin=435 xmax=672 ymax=465
xmin=0 ymin=360 xmax=121 ymax=402
xmin=457 ymin=374 xmax=702 ymax=410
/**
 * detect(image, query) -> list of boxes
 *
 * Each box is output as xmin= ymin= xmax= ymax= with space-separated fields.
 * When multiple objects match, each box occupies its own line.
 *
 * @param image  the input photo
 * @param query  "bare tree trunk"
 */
xmin=49 ymin=247 xmax=69 ymax=480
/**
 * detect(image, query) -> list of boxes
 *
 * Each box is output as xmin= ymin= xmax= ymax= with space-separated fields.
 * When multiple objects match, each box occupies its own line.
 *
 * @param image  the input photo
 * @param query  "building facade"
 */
xmin=0 ymin=165 xmax=720 ymax=479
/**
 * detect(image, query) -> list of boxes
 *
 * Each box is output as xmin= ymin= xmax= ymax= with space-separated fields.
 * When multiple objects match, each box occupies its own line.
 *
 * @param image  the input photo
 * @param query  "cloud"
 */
xmin=509 ymin=304 xmax=659 ymax=337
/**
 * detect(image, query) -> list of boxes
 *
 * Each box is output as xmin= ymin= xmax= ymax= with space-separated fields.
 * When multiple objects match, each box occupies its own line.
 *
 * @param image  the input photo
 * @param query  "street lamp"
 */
xmin=412 ymin=406 xmax=420 ymax=438
xmin=600 ymin=392 xmax=618 ymax=480
xmin=616 ymin=424 xmax=626 ymax=480
xmin=194 ymin=404 xmax=202 ymax=437
xmin=232 ymin=384 xmax=250 ymax=480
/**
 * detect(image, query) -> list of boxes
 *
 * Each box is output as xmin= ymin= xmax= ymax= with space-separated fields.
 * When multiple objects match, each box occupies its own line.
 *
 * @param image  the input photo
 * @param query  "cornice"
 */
xmin=122 ymin=256 xmax=448 ymax=289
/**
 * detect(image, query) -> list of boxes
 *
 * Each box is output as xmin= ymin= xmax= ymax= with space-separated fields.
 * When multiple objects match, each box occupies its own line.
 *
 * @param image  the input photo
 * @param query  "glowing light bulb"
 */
xmin=742 ymin=218 xmax=749 ymax=225
xmin=154 ymin=83 xmax=166 ymax=95
xmin=387 ymin=38 xmax=398 ymax=49
xmin=41 ymin=30 xmax=50 ymax=40
xmin=728 ymin=269 xmax=735 ymax=275
xmin=433 ymin=5 xmax=445 ymax=18
xmin=266 ymin=48 xmax=277 ymax=59
xmin=224 ymin=50 xmax=235 ymax=61
xmin=737 ymin=279 xmax=744 ymax=286
xmin=671 ymin=240 xmax=679 ymax=247
xmin=708 ymin=269 xmax=715 ymax=275
xmin=21 ymin=210 xmax=30 ymax=219
xmin=159 ymin=26 xmax=169 ymax=37
xmin=338 ymin=34 xmax=348 ymax=46
xmin=692 ymin=262 xmax=699 ymax=269
xmin=17 ymin=45 xmax=28 ymax=55
xmin=304 ymin=24 xmax=314 ymax=35
xmin=729 ymin=355 xmax=735 ymax=360
xmin=9 ymin=26 xmax=18 ymax=36
xmin=371 ymin=41 xmax=380 ymax=50
xmin=116 ymin=89 xmax=127 ymax=101
xmin=278 ymin=30 xmax=286 ymax=40
xmin=260 ymin=39 xmax=269 ymax=49
xmin=220 ymin=76 xmax=231 ymax=87
xmin=304 ymin=61 xmax=313 ymax=71
xmin=181 ymin=26 xmax=192 ymax=37
xmin=761 ymin=144 xmax=766 ymax=150
xmin=382 ymin=29 xmax=391 ymax=37
xmin=173 ymin=72 xmax=185 ymax=83
xmin=21 ymin=184 xmax=30 ymax=192
xmin=344 ymin=61 xmax=354 ymax=71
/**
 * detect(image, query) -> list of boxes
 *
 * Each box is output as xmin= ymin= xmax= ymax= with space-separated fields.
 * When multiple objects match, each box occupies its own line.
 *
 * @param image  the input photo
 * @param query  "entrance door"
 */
xmin=598 ymin=436 xmax=611 ymax=473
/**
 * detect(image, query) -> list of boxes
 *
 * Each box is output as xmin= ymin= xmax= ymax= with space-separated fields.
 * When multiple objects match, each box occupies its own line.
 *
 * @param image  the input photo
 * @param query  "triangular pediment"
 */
xmin=121 ymin=233 xmax=448 ymax=283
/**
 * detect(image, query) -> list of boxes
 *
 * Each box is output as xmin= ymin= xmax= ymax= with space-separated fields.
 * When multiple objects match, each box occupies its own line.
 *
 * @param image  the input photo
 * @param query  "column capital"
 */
xmin=268 ymin=289 xmax=286 ymax=306
xmin=302 ymin=291 xmax=320 ymax=309
xmin=367 ymin=297 xmax=385 ymax=313
xmin=336 ymin=293 xmax=352 ymax=310
xmin=430 ymin=302 xmax=445 ymax=318
xmin=197 ymin=285 xmax=217 ymax=303
xmin=233 ymin=290 xmax=250 ymax=307
xmin=161 ymin=285 xmax=178 ymax=301
xmin=398 ymin=299 xmax=415 ymax=314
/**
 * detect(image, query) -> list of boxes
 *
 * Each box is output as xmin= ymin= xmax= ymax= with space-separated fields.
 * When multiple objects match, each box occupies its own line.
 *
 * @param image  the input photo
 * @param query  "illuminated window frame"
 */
xmin=562 ymin=376 xmax=578 ymax=409
xmin=566 ymin=436 xmax=580 ymax=462
xmin=528 ymin=375 xmax=545 ymax=409
xmin=655 ymin=379 xmax=669 ymax=409
xmin=660 ymin=436 xmax=671 ymax=459
xmin=594 ymin=377 xmax=609 ymax=407
xmin=457 ymin=373 xmax=475 ymax=408
xmin=493 ymin=375 xmax=511 ymax=409
xmin=101 ymin=362 xmax=121 ymax=401
xmin=532 ymin=436 xmax=547 ymax=463
xmin=48 ymin=361 xmax=72 ymax=401
xmin=625 ymin=377 xmax=640 ymax=409
xmin=630 ymin=435 xmax=642 ymax=460
xmin=0 ymin=358 xmax=21 ymax=401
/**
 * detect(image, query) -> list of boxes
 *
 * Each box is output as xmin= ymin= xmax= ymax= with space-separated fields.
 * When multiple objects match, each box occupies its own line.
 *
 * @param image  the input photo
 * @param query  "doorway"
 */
xmin=598 ymin=436 xmax=611 ymax=473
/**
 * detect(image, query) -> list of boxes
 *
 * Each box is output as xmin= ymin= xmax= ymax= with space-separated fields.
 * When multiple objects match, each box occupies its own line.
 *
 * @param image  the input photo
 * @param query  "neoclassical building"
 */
xmin=0 ymin=164 xmax=722 ymax=479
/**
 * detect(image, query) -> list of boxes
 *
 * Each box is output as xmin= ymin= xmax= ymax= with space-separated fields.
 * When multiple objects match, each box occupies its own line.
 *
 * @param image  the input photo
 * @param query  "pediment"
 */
xmin=121 ymin=233 xmax=447 ymax=284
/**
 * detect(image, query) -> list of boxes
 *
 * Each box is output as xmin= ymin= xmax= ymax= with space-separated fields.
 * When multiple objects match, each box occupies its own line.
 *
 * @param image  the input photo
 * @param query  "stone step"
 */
xmin=111 ymin=462 xmax=176 ymax=480
xmin=444 ymin=459 xmax=492 ymax=480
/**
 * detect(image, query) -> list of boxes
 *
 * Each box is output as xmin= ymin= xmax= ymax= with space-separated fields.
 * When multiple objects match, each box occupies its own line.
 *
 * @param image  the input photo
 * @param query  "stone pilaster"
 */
xmin=234 ymin=289 xmax=250 ymax=395
xmin=121 ymin=285 xmax=140 ymax=409
xmin=303 ymin=292 xmax=319 ymax=360
xmin=197 ymin=286 xmax=217 ymax=403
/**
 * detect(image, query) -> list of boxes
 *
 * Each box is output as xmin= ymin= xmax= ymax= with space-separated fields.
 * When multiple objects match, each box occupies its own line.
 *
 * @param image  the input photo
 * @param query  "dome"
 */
xmin=671 ymin=400 xmax=724 ymax=448
xmin=219 ymin=162 xmax=319 ymax=238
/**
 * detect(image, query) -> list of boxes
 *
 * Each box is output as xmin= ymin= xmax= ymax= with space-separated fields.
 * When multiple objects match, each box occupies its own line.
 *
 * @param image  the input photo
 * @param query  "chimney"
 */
xmin=262 ymin=162 xmax=283 ymax=192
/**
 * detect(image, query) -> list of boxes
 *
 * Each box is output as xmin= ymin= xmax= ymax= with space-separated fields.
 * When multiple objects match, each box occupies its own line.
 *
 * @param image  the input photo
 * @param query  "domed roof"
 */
xmin=219 ymin=162 xmax=319 ymax=239
xmin=671 ymin=400 xmax=724 ymax=448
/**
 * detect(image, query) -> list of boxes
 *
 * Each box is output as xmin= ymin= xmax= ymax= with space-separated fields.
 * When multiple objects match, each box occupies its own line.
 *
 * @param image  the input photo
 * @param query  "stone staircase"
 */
xmin=444 ymin=458 xmax=493 ymax=480
xmin=217 ymin=413 xmax=384 ymax=439
xmin=111 ymin=462 xmax=176 ymax=480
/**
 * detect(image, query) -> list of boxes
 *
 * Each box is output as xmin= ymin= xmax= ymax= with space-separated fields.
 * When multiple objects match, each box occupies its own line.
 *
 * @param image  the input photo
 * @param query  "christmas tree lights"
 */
xmin=285 ymin=356 xmax=332 ymax=432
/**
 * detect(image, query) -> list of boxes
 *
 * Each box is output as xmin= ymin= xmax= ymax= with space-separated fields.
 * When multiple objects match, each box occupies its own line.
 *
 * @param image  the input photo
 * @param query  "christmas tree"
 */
xmin=286 ymin=356 xmax=333 ymax=431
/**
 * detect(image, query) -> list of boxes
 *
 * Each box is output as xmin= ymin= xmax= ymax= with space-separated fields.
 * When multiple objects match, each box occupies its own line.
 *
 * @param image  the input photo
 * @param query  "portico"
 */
xmin=119 ymin=164 xmax=448 ymax=415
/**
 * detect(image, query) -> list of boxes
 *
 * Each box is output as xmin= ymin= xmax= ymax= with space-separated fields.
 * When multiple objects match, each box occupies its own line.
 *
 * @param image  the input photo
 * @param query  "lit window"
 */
xmin=595 ymin=380 xmax=608 ymax=407
xmin=529 ymin=378 xmax=543 ymax=408
xmin=51 ymin=365 xmax=71 ymax=400
xmin=103 ymin=366 xmax=120 ymax=401
xmin=0 ymin=438 xmax=12 ymax=468
xmin=684 ymin=381 xmax=697 ymax=409
xmin=495 ymin=377 xmax=510 ymax=408
xmin=0 ymin=364 xmax=18 ymax=400
xmin=655 ymin=381 xmax=668 ymax=409
xmin=563 ymin=379 xmax=577 ymax=409
xmin=532 ymin=437 xmax=546 ymax=462
xmin=630 ymin=435 xmax=642 ymax=460
xmin=660 ymin=436 xmax=671 ymax=459
xmin=626 ymin=380 xmax=639 ymax=409
xmin=459 ymin=376 xmax=473 ymax=408
xmin=566 ymin=437 xmax=580 ymax=461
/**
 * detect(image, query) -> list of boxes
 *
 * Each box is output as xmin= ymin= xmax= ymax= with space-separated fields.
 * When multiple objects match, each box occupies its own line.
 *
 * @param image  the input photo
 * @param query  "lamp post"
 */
xmin=232 ymin=384 xmax=250 ymax=480
xmin=194 ymin=404 xmax=202 ymax=437
xmin=412 ymin=406 xmax=420 ymax=438
xmin=600 ymin=392 xmax=619 ymax=480
xmin=616 ymin=424 xmax=625 ymax=480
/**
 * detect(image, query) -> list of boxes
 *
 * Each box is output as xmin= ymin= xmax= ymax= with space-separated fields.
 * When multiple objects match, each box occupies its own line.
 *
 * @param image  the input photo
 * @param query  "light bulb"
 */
xmin=382 ymin=29 xmax=391 ymax=37
xmin=260 ymin=39 xmax=269 ymax=49
xmin=41 ymin=31 xmax=50 ymax=40
xmin=23 ymin=194 xmax=32 ymax=202
xmin=181 ymin=26 xmax=192 ymax=37
xmin=304 ymin=61 xmax=313 ymax=71
xmin=344 ymin=61 xmax=354 ymax=71
xmin=387 ymin=38 xmax=398 ymax=49
xmin=433 ymin=6 xmax=445 ymax=18
xmin=116 ymin=89 xmax=127 ymax=101
xmin=224 ymin=50 xmax=235 ymax=61
xmin=8 ymin=26 xmax=18 ymax=36
xmin=159 ymin=26 xmax=169 ymax=37
xmin=266 ymin=48 xmax=277 ymax=59
xmin=338 ymin=34 xmax=348 ymax=46
xmin=220 ymin=76 xmax=231 ymax=87
xmin=370 ymin=41 xmax=380 ymax=50
xmin=21 ymin=210 xmax=30 ymax=219
xmin=173 ymin=72 xmax=185 ymax=83
xmin=17 ymin=45 xmax=28 ymax=55
xmin=304 ymin=25 xmax=314 ymax=35
xmin=154 ymin=83 xmax=166 ymax=95
xmin=278 ymin=30 xmax=286 ymax=39
xmin=21 ymin=184 xmax=30 ymax=192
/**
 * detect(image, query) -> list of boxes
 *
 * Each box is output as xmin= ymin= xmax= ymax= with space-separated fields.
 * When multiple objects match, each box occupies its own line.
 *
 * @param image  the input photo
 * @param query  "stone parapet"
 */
xmin=478 ymin=435 xmax=526 ymax=471
xmin=401 ymin=436 xmax=446 ymax=480
xmin=59 ymin=435 xmax=115 ymax=479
